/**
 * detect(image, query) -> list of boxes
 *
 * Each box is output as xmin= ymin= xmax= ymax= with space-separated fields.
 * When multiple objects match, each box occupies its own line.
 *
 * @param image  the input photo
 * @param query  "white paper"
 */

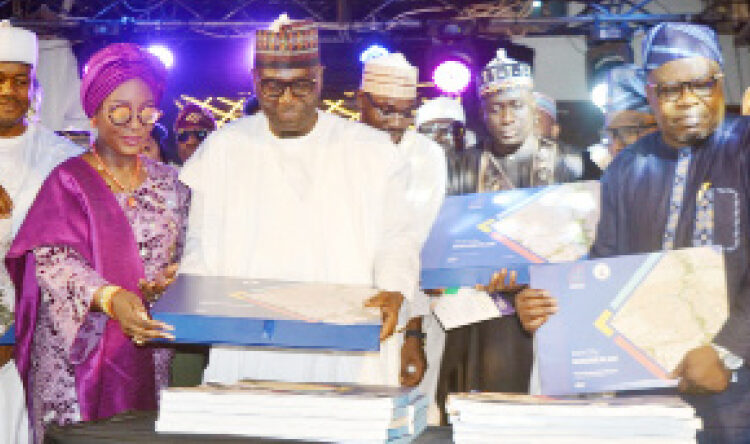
xmin=431 ymin=288 xmax=501 ymax=330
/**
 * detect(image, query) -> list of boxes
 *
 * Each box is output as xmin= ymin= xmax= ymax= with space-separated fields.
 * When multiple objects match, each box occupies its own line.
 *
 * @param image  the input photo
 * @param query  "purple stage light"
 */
xmin=147 ymin=44 xmax=174 ymax=69
xmin=433 ymin=60 xmax=471 ymax=95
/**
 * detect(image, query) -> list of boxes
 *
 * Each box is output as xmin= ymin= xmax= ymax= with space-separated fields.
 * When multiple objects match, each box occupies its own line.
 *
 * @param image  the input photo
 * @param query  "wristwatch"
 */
xmin=711 ymin=343 xmax=745 ymax=371
xmin=404 ymin=330 xmax=426 ymax=343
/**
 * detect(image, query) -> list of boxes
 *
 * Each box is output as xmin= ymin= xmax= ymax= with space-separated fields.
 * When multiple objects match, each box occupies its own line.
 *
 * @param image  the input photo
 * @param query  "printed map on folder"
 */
xmin=152 ymin=275 xmax=382 ymax=351
xmin=420 ymin=181 xmax=600 ymax=289
xmin=532 ymin=247 xmax=728 ymax=395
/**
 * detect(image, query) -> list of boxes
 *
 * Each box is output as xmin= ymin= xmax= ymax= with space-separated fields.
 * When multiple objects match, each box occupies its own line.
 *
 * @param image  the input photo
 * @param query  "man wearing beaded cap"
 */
xmin=478 ymin=49 xmax=580 ymax=189
xmin=180 ymin=15 xmax=423 ymax=389
xmin=0 ymin=20 xmax=81 ymax=444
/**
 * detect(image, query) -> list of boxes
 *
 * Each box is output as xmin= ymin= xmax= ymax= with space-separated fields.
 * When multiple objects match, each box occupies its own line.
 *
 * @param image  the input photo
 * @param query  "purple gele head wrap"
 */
xmin=80 ymin=43 xmax=167 ymax=118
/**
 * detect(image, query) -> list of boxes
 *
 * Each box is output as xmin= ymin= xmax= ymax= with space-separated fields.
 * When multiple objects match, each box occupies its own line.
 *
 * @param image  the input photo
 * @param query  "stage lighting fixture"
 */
xmin=360 ymin=45 xmax=389 ymax=63
xmin=147 ymin=44 xmax=174 ymax=69
xmin=433 ymin=60 xmax=471 ymax=95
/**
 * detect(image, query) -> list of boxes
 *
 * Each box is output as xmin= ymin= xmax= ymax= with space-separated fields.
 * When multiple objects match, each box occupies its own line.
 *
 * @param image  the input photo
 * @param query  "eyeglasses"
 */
xmin=600 ymin=124 xmax=656 ymax=143
xmin=107 ymin=103 xmax=162 ymax=127
xmin=259 ymin=78 xmax=317 ymax=99
xmin=362 ymin=93 xmax=415 ymax=120
xmin=419 ymin=121 xmax=464 ymax=137
xmin=647 ymin=74 xmax=723 ymax=102
xmin=176 ymin=129 xmax=209 ymax=143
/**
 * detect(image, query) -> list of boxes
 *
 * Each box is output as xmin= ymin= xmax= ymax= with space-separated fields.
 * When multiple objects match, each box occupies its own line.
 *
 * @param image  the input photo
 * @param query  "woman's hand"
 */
xmin=515 ymin=289 xmax=557 ymax=334
xmin=138 ymin=263 xmax=179 ymax=303
xmin=0 ymin=184 xmax=12 ymax=219
xmin=109 ymin=289 xmax=175 ymax=345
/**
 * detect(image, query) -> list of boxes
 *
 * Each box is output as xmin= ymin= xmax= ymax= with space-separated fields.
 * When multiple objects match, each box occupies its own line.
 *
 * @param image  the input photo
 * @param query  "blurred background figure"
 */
xmin=416 ymin=96 xmax=467 ymax=153
xmin=603 ymin=64 xmax=656 ymax=158
xmin=174 ymin=103 xmax=215 ymax=164
xmin=35 ymin=37 xmax=90 ymax=131
xmin=532 ymin=91 xmax=559 ymax=142
xmin=743 ymin=86 xmax=750 ymax=116
xmin=588 ymin=64 xmax=657 ymax=172
xmin=244 ymin=95 xmax=260 ymax=116
xmin=142 ymin=122 xmax=168 ymax=163
xmin=415 ymin=96 xmax=485 ymax=196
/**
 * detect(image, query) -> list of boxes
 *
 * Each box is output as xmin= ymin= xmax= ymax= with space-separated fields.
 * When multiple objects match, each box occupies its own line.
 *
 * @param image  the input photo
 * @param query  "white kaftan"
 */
xmin=180 ymin=111 xmax=421 ymax=386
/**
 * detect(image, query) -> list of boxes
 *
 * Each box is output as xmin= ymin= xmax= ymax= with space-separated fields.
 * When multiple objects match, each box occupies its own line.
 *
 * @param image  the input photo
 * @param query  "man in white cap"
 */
xmin=180 ymin=15 xmax=422 ymax=389
xmin=357 ymin=52 xmax=447 ymax=243
xmin=357 ymin=52 xmax=447 ymax=421
xmin=416 ymin=97 xmax=501 ymax=196
xmin=0 ymin=20 xmax=82 ymax=444
xmin=416 ymin=96 xmax=468 ymax=153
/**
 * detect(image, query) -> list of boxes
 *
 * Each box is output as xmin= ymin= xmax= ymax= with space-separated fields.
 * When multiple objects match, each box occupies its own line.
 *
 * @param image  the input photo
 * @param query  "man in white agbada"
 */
xmin=356 ymin=52 xmax=446 ymax=421
xmin=180 ymin=16 xmax=423 ymax=388
xmin=0 ymin=21 xmax=82 ymax=444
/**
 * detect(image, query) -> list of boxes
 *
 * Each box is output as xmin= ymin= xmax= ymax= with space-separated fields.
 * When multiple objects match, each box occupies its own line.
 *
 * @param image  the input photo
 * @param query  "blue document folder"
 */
xmin=151 ymin=275 xmax=381 ymax=351
xmin=420 ymin=181 xmax=599 ymax=289
xmin=0 ymin=324 xmax=12 ymax=345
xmin=532 ymin=247 xmax=728 ymax=395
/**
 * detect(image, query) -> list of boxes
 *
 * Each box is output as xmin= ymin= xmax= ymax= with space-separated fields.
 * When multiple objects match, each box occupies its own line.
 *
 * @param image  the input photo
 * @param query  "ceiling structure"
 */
xmin=3 ymin=0 xmax=748 ymax=44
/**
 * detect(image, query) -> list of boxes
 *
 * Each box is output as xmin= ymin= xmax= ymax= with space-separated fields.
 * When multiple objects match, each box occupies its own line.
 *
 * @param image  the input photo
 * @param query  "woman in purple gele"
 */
xmin=6 ymin=42 xmax=190 ymax=443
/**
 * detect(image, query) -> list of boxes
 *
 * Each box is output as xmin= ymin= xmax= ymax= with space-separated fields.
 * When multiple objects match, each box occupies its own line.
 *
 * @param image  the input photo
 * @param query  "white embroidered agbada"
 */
xmin=179 ymin=111 xmax=422 ymax=386
xmin=0 ymin=124 xmax=82 ymax=444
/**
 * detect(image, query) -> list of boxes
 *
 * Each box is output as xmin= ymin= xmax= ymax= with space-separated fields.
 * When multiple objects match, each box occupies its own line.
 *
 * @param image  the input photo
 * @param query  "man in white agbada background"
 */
xmin=0 ymin=20 xmax=82 ymax=444
xmin=179 ymin=15 xmax=423 ymax=387
xmin=356 ymin=52 xmax=447 ymax=420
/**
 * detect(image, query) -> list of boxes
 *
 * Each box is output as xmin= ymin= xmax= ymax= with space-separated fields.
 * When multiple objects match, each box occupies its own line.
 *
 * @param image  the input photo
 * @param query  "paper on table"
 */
xmin=431 ymin=288 xmax=507 ymax=330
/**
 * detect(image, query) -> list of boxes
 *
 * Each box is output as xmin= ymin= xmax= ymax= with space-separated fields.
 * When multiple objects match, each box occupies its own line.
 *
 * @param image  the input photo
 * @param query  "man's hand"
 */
xmin=0 ymin=184 xmax=12 ymax=219
xmin=365 ymin=291 xmax=404 ymax=341
xmin=138 ymin=263 xmax=179 ymax=304
xmin=400 ymin=334 xmax=427 ymax=387
xmin=671 ymin=345 xmax=730 ymax=394
xmin=109 ymin=289 xmax=175 ymax=345
xmin=480 ymin=268 xmax=526 ymax=294
xmin=515 ymin=288 xmax=557 ymax=334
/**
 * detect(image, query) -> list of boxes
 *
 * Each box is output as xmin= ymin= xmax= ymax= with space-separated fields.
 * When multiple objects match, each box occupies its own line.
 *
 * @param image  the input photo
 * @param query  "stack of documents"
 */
xmin=156 ymin=380 xmax=428 ymax=443
xmin=447 ymin=393 xmax=701 ymax=443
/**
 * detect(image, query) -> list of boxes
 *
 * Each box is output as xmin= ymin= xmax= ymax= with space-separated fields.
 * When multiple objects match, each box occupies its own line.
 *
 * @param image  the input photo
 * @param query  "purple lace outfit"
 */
xmin=6 ymin=156 xmax=189 ymax=442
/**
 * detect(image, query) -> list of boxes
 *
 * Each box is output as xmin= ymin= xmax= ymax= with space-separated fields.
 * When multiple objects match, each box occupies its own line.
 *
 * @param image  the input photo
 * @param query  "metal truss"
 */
xmin=3 ymin=1 xmax=745 ymax=40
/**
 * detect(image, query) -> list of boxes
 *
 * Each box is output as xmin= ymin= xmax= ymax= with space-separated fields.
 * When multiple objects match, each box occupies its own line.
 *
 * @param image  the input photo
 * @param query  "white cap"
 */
xmin=361 ymin=52 xmax=418 ymax=99
xmin=415 ymin=96 xmax=465 ymax=128
xmin=0 ymin=20 xmax=38 ymax=68
xmin=269 ymin=13 xmax=292 ymax=31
